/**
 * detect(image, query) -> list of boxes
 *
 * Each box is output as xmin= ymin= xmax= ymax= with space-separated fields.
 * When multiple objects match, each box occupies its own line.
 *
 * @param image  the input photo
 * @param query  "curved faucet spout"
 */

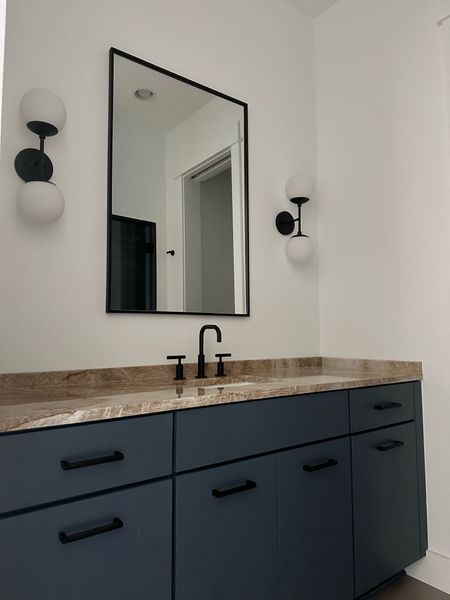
xmin=197 ymin=324 xmax=223 ymax=378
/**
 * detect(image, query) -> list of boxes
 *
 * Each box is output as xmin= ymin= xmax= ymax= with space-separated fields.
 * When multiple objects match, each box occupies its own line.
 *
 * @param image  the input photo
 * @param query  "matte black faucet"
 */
xmin=197 ymin=324 xmax=222 ymax=378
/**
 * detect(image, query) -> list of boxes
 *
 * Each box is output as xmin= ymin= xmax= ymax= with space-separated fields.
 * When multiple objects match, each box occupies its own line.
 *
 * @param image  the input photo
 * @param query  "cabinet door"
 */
xmin=278 ymin=438 xmax=354 ymax=600
xmin=175 ymin=455 xmax=277 ymax=600
xmin=352 ymin=422 xmax=421 ymax=597
xmin=0 ymin=481 xmax=172 ymax=600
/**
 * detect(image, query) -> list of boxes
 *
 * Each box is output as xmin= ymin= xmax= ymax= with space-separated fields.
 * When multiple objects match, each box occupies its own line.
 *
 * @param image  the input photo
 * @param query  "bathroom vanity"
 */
xmin=0 ymin=358 xmax=426 ymax=599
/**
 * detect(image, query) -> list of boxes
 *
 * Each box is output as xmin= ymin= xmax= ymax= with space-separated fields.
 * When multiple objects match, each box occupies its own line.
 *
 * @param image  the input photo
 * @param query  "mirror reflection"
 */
xmin=108 ymin=50 xmax=249 ymax=315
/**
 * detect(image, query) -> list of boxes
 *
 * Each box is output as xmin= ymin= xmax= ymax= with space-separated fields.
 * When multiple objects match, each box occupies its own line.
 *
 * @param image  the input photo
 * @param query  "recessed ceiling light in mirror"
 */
xmin=134 ymin=88 xmax=155 ymax=100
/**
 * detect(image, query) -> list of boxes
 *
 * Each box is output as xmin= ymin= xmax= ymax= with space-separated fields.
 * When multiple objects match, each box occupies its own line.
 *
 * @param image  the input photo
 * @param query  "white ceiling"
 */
xmin=285 ymin=0 xmax=340 ymax=18
xmin=114 ymin=55 xmax=214 ymax=132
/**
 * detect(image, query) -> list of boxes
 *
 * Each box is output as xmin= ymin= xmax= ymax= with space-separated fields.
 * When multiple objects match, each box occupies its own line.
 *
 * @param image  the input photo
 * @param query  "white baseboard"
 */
xmin=406 ymin=550 xmax=450 ymax=594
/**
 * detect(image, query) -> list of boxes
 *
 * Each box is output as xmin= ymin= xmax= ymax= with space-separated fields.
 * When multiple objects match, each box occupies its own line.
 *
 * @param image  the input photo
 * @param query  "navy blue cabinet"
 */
xmin=0 ymin=383 xmax=426 ymax=600
xmin=349 ymin=383 xmax=415 ymax=433
xmin=352 ymin=422 xmax=422 ymax=597
xmin=0 ymin=480 xmax=172 ymax=600
xmin=176 ymin=391 xmax=349 ymax=471
xmin=175 ymin=455 xmax=278 ymax=600
xmin=0 ymin=412 xmax=173 ymax=513
xmin=278 ymin=438 xmax=354 ymax=600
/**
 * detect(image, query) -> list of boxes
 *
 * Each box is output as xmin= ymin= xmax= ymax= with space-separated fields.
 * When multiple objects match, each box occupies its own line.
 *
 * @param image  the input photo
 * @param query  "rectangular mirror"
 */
xmin=107 ymin=48 xmax=249 ymax=316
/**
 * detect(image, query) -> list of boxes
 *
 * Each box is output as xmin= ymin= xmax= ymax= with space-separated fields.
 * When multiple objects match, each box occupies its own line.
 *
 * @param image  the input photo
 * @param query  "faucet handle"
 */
xmin=215 ymin=353 xmax=232 ymax=377
xmin=166 ymin=355 xmax=186 ymax=381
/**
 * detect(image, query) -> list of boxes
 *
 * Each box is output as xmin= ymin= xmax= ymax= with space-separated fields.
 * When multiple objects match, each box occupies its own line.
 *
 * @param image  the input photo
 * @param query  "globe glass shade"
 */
xmin=285 ymin=174 xmax=314 ymax=201
xmin=18 ymin=181 xmax=65 ymax=225
xmin=286 ymin=234 xmax=314 ymax=263
xmin=20 ymin=89 xmax=67 ymax=133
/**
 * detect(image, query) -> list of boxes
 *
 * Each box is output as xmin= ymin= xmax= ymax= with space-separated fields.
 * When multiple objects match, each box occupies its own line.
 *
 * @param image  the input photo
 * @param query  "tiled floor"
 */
xmin=371 ymin=576 xmax=450 ymax=599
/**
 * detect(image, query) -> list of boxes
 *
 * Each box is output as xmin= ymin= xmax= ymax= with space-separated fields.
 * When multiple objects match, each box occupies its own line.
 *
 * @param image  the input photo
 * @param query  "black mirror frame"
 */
xmin=106 ymin=47 xmax=250 ymax=317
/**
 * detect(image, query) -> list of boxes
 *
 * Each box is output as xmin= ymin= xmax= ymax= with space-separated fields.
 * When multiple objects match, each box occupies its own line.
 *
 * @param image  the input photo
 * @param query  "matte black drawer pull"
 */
xmin=61 ymin=451 xmax=124 ymax=471
xmin=212 ymin=480 xmax=257 ymax=498
xmin=374 ymin=402 xmax=403 ymax=411
xmin=303 ymin=459 xmax=338 ymax=472
xmin=376 ymin=440 xmax=405 ymax=452
xmin=59 ymin=517 xmax=123 ymax=544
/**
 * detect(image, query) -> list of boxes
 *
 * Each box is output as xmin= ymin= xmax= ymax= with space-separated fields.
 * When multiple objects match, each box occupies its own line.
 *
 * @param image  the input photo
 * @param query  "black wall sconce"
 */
xmin=15 ymin=89 xmax=66 ymax=224
xmin=275 ymin=174 xmax=314 ymax=262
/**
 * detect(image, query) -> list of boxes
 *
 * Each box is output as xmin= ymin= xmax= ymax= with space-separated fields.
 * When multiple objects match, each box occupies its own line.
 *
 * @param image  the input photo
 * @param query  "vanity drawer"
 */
xmin=175 ymin=392 xmax=349 ymax=471
xmin=0 ymin=413 xmax=172 ymax=513
xmin=349 ymin=383 xmax=415 ymax=433
xmin=0 ymin=480 xmax=172 ymax=600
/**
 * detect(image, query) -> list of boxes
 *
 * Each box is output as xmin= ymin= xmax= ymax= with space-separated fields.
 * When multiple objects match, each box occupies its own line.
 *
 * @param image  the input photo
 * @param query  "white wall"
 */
xmin=0 ymin=0 xmax=319 ymax=373
xmin=1 ymin=0 xmax=448 ymax=590
xmin=0 ymin=0 xmax=5 ymax=148
xmin=316 ymin=0 xmax=450 ymax=592
xmin=165 ymin=97 xmax=243 ymax=177
xmin=112 ymin=112 xmax=168 ymax=309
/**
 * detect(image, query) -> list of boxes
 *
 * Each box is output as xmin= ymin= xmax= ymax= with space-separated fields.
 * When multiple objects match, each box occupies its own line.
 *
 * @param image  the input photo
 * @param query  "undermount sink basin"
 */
xmin=183 ymin=375 xmax=273 ymax=390
xmin=200 ymin=381 xmax=255 ymax=389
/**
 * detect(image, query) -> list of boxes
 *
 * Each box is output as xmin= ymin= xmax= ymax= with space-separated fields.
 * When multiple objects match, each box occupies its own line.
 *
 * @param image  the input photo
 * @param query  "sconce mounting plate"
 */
xmin=14 ymin=148 xmax=54 ymax=182
xmin=276 ymin=211 xmax=296 ymax=235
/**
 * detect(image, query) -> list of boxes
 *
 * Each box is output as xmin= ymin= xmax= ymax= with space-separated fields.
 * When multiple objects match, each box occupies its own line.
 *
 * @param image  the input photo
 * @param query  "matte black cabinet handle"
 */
xmin=212 ymin=480 xmax=257 ymax=498
xmin=303 ymin=459 xmax=338 ymax=472
xmin=59 ymin=517 xmax=123 ymax=544
xmin=376 ymin=440 xmax=405 ymax=452
xmin=61 ymin=451 xmax=124 ymax=471
xmin=374 ymin=402 xmax=402 ymax=411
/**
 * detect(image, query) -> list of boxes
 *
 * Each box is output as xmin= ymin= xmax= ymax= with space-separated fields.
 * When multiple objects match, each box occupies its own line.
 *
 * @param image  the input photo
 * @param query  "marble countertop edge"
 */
xmin=0 ymin=363 xmax=422 ymax=433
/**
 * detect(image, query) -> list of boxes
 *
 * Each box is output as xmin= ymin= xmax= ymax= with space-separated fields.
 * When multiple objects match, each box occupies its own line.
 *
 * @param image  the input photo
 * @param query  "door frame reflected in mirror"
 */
xmin=106 ymin=47 xmax=250 ymax=316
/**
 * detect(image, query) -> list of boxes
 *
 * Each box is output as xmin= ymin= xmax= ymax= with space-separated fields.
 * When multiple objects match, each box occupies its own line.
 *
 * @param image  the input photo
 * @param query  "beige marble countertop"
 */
xmin=0 ymin=357 xmax=422 ymax=433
